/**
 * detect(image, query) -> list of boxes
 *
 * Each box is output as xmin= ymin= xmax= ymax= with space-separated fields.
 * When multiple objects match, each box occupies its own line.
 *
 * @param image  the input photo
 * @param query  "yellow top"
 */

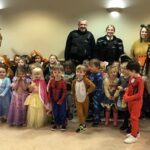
xmin=130 ymin=40 xmax=149 ymax=66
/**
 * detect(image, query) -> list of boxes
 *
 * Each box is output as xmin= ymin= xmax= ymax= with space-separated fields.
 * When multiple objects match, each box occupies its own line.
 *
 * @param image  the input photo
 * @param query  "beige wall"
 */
xmin=0 ymin=6 xmax=149 ymax=59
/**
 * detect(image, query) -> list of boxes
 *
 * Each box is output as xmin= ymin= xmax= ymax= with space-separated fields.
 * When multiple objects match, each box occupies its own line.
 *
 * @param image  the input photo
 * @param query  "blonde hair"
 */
xmin=53 ymin=64 xmax=64 ymax=72
xmin=32 ymin=67 xmax=44 ymax=80
xmin=76 ymin=65 xmax=87 ymax=72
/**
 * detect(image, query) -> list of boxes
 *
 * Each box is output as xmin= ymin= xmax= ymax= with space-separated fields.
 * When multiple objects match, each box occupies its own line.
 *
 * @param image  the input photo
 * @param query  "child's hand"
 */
xmin=117 ymin=86 xmax=123 ymax=91
xmin=57 ymin=101 xmax=62 ymax=105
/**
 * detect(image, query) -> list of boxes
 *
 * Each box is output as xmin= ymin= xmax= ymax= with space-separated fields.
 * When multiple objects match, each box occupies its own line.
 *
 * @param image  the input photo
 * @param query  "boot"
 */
xmin=113 ymin=111 xmax=118 ymax=127
xmin=105 ymin=111 xmax=110 ymax=126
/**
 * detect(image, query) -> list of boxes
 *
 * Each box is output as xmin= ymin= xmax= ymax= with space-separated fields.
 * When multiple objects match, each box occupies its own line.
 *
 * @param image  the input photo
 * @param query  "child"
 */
xmin=102 ymin=65 xmax=119 ymax=127
xmin=48 ymin=64 xmax=67 ymax=130
xmin=72 ymin=65 xmax=95 ymax=132
xmin=63 ymin=60 xmax=75 ymax=120
xmin=0 ymin=63 xmax=11 ymax=122
xmin=117 ymin=62 xmax=130 ymax=131
xmin=7 ymin=67 xmax=30 ymax=126
xmin=123 ymin=60 xmax=144 ymax=144
xmin=17 ymin=56 xmax=29 ymax=74
xmin=44 ymin=54 xmax=59 ymax=83
xmin=24 ymin=67 xmax=49 ymax=128
xmin=11 ymin=54 xmax=20 ymax=75
xmin=88 ymin=59 xmax=103 ymax=126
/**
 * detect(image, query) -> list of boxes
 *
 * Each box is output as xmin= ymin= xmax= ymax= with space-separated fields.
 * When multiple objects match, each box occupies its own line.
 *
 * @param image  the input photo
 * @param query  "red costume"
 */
xmin=123 ymin=75 xmax=144 ymax=137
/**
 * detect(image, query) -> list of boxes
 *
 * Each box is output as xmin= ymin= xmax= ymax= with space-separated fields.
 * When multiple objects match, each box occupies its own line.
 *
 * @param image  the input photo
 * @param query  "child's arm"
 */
xmin=28 ymin=82 xmax=36 ymax=92
xmin=104 ymin=78 xmax=111 ymax=99
xmin=85 ymin=77 xmax=96 ymax=95
xmin=123 ymin=78 xmax=144 ymax=102
xmin=0 ymin=78 xmax=11 ymax=96
xmin=20 ymin=78 xmax=28 ymax=90
xmin=57 ymin=81 xmax=67 ymax=105
xmin=71 ymin=80 xmax=76 ymax=98
xmin=11 ymin=77 xmax=19 ymax=90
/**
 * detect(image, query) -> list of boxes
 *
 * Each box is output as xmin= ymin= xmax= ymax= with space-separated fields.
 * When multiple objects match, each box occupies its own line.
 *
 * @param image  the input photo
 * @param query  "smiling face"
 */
xmin=0 ymin=67 xmax=6 ymax=79
xmin=106 ymin=25 xmax=115 ymax=38
xmin=78 ymin=20 xmax=87 ymax=32
xmin=76 ymin=69 xmax=85 ymax=80
xmin=140 ymin=27 xmax=149 ymax=41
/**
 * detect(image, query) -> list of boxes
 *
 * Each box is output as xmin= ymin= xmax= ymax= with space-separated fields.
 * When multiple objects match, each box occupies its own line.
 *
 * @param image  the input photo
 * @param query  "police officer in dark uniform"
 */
xmin=95 ymin=25 xmax=124 ymax=64
xmin=64 ymin=19 xmax=95 ymax=65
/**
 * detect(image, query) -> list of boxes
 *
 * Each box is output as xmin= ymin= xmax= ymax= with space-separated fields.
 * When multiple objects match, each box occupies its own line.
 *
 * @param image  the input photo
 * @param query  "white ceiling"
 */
xmin=1 ymin=0 xmax=149 ymax=15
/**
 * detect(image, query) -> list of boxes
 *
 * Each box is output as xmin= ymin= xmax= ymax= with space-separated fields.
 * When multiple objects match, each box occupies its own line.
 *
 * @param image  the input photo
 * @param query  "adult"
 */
xmin=96 ymin=25 xmax=124 ymax=64
xmin=64 ymin=19 xmax=95 ymax=65
xmin=0 ymin=29 xmax=2 ymax=47
xmin=130 ymin=25 xmax=150 ymax=67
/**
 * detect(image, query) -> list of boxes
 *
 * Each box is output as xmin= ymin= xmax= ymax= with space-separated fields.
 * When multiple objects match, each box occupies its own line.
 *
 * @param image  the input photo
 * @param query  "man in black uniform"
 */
xmin=64 ymin=19 xmax=95 ymax=65
xmin=95 ymin=25 xmax=124 ymax=64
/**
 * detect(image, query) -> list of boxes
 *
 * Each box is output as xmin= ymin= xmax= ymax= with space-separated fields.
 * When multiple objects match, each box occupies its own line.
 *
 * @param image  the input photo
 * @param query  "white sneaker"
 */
xmin=126 ymin=132 xmax=140 ymax=138
xmin=124 ymin=135 xmax=137 ymax=144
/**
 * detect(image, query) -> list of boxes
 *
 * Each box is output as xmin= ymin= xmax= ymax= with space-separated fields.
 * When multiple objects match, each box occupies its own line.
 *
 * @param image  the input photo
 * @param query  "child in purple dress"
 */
xmin=7 ymin=67 xmax=30 ymax=126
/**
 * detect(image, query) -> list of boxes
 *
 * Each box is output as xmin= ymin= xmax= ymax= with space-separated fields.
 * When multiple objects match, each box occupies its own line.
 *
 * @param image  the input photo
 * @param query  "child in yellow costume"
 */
xmin=24 ymin=67 xmax=50 ymax=128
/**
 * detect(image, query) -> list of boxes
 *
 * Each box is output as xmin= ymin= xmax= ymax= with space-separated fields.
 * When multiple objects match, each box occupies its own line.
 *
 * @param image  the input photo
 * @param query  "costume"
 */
xmin=0 ymin=77 xmax=11 ymax=118
xmin=123 ymin=75 xmax=144 ymax=137
xmin=88 ymin=72 xmax=103 ymax=124
xmin=65 ymin=30 xmax=95 ymax=65
xmin=7 ymin=77 xmax=30 ymax=125
xmin=72 ymin=77 xmax=95 ymax=125
xmin=96 ymin=35 xmax=124 ymax=63
xmin=131 ymin=40 xmax=149 ymax=66
xmin=49 ymin=79 xmax=67 ymax=126
xmin=24 ymin=79 xmax=49 ymax=128
xmin=63 ymin=73 xmax=75 ymax=119
xmin=102 ymin=76 xmax=119 ymax=126
xmin=117 ymin=75 xmax=130 ymax=130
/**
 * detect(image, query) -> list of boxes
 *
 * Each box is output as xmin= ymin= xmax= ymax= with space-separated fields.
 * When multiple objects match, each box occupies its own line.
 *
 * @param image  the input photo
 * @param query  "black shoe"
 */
xmin=1 ymin=118 xmax=7 ymax=123
xmin=86 ymin=118 xmax=93 ymax=123
xmin=68 ymin=113 xmax=73 ymax=120
xmin=51 ymin=125 xmax=57 ymax=131
xmin=92 ymin=122 xmax=99 ymax=127
xmin=60 ymin=125 xmax=66 ymax=131
xmin=126 ymin=127 xmax=131 ymax=133
xmin=76 ymin=124 xmax=86 ymax=133
xmin=120 ymin=124 xmax=128 ymax=130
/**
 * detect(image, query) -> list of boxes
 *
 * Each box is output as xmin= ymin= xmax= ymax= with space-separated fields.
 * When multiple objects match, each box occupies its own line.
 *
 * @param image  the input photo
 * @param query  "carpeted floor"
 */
xmin=0 ymin=118 xmax=150 ymax=150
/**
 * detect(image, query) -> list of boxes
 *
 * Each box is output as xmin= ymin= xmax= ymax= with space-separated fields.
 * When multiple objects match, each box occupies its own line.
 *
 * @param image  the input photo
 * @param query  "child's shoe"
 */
xmin=92 ymin=122 xmax=99 ymax=127
xmin=60 ymin=125 xmax=66 ymax=131
xmin=76 ymin=124 xmax=86 ymax=133
xmin=51 ymin=125 xmax=58 ymax=131
xmin=126 ymin=133 xmax=140 ymax=138
xmin=124 ymin=135 xmax=137 ymax=144
xmin=120 ymin=124 xmax=128 ymax=130
xmin=126 ymin=127 xmax=131 ymax=133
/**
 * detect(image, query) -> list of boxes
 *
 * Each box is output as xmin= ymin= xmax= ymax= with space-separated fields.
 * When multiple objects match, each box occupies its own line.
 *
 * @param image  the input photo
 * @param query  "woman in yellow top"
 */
xmin=131 ymin=25 xmax=150 ymax=67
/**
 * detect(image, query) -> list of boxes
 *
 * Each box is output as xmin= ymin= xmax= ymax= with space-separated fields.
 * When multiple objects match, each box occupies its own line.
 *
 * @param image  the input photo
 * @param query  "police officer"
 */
xmin=64 ymin=19 xmax=95 ymax=65
xmin=96 ymin=25 xmax=124 ymax=64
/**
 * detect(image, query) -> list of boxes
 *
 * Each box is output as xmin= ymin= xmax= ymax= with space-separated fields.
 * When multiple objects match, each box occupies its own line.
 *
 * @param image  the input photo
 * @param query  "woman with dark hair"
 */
xmin=131 ymin=26 xmax=150 ymax=67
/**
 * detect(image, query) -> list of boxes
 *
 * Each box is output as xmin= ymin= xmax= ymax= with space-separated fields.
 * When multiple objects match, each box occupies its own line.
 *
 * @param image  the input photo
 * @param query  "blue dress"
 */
xmin=0 ymin=77 xmax=11 ymax=117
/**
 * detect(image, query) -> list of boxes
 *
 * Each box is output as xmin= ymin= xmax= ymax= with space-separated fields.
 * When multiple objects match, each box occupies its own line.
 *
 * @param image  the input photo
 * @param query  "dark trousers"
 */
xmin=52 ymin=100 xmax=66 ymax=125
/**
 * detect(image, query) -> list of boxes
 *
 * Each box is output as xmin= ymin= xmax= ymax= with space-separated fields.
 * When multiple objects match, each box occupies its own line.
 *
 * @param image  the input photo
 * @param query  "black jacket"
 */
xmin=95 ymin=35 xmax=124 ymax=63
xmin=65 ymin=30 xmax=95 ymax=63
